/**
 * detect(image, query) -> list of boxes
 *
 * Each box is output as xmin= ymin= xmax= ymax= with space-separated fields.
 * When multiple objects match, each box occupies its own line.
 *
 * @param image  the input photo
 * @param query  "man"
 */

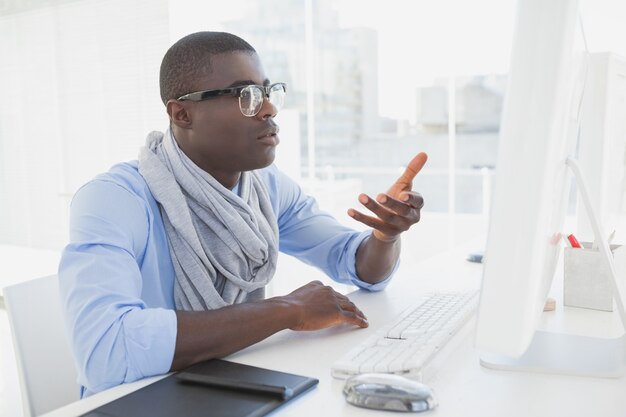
xmin=59 ymin=31 xmax=427 ymax=397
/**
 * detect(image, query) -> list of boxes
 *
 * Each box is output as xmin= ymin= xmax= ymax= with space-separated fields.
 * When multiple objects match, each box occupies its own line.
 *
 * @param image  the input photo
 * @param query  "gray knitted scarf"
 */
xmin=138 ymin=128 xmax=278 ymax=310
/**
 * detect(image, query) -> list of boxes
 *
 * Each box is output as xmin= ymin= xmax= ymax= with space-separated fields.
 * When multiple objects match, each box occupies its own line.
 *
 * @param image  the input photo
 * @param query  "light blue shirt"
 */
xmin=58 ymin=161 xmax=396 ymax=397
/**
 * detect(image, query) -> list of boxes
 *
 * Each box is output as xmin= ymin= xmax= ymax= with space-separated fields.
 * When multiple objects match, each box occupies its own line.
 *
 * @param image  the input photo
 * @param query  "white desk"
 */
xmin=42 ymin=248 xmax=626 ymax=417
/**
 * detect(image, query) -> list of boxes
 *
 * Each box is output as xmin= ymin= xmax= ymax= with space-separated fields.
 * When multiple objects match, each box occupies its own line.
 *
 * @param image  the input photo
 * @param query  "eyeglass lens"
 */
xmin=238 ymin=84 xmax=285 ymax=117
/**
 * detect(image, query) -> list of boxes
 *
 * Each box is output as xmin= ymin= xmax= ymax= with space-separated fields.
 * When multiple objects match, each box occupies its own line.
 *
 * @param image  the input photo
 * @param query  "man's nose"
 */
xmin=256 ymin=97 xmax=278 ymax=120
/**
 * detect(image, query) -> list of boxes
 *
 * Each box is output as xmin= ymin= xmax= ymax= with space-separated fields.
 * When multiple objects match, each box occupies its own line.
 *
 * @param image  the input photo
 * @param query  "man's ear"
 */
xmin=166 ymin=100 xmax=192 ymax=129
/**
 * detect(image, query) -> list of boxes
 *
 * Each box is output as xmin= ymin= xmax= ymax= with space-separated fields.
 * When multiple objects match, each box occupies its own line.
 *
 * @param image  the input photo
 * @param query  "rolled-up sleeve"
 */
xmin=341 ymin=229 xmax=397 ymax=291
xmin=58 ymin=180 xmax=177 ymax=396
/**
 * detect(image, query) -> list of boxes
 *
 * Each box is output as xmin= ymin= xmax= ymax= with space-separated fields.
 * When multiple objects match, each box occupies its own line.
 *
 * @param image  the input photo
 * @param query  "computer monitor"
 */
xmin=474 ymin=0 xmax=626 ymax=376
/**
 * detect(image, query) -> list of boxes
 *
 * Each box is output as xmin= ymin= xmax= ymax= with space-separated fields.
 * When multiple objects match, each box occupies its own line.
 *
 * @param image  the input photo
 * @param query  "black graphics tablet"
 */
xmin=81 ymin=359 xmax=319 ymax=417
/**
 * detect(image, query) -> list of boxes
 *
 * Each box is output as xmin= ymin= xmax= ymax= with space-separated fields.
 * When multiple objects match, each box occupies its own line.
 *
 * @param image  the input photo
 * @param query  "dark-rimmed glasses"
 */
xmin=177 ymin=82 xmax=286 ymax=117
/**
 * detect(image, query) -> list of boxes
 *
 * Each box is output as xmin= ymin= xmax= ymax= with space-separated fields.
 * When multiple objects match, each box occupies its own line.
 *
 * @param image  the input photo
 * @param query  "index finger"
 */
xmin=396 ymin=152 xmax=428 ymax=185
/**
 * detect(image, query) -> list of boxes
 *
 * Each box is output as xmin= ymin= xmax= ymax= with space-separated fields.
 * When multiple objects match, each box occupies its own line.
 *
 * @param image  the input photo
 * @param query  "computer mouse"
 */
xmin=343 ymin=373 xmax=438 ymax=412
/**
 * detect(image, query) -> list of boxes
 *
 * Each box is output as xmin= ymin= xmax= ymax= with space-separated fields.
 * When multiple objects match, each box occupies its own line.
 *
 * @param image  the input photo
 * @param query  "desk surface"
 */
xmin=42 ymin=248 xmax=626 ymax=417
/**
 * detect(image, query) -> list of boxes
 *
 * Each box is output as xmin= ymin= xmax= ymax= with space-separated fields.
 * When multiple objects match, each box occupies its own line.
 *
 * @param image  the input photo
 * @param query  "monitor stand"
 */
xmin=480 ymin=157 xmax=626 ymax=377
xmin=480 ymin=331 xmax=626 ymax=377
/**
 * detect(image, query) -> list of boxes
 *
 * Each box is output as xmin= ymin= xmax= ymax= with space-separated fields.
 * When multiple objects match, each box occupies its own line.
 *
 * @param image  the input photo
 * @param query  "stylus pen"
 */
xmin=176 ymin=372 xmax=294 ymax=399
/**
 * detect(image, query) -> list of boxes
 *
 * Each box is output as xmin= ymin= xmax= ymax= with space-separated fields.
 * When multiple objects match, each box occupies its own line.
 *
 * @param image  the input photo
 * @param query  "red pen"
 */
xmin=567 ymin=234 xmax=582 ymax=249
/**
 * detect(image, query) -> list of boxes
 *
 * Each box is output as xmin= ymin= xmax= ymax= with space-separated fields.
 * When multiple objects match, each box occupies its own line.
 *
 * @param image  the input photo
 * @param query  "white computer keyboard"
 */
xmin=331 ymin=290 xmax=479 ymax=379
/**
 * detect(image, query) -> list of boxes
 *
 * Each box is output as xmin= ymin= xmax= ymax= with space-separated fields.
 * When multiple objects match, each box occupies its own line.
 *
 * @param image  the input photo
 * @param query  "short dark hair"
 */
xmin=159 ymin=31 xmax=256 ymax=105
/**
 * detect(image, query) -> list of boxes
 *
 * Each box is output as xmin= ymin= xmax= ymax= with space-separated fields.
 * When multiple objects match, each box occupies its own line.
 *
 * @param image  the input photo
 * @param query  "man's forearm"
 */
xmin=170 ymin=297 xmax=295 ymax=371
xmin=355 ymin=234 xmax=401 ymax=284
xmin=169 ymin=281 xmax=368 ymax=371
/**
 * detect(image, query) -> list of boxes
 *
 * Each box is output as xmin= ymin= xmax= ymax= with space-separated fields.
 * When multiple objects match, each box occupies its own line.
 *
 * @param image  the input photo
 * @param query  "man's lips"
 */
xmin=257 ymin=126 xmax=279 ymax=140
xmin=257 ymin=126 xmax=280 ymax=146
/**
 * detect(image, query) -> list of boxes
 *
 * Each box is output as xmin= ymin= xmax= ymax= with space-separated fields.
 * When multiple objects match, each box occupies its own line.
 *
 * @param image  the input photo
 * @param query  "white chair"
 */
xmin=3 ymin=275 xmax=80 ymax=416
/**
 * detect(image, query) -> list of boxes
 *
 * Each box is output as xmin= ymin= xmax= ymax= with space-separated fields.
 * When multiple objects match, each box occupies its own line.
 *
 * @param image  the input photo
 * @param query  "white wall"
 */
xmin=0 ymin=0 xmax=170 ymax=250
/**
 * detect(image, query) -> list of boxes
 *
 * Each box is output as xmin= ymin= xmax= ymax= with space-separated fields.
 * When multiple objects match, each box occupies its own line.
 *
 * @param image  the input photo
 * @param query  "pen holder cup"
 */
xmin=563 ymin=242 xmax=626 ymax=312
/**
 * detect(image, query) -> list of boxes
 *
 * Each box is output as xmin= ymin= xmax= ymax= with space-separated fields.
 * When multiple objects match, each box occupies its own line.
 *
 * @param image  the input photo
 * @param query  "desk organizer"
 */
xmin=563 ymin=242 xmax=626 ymax=312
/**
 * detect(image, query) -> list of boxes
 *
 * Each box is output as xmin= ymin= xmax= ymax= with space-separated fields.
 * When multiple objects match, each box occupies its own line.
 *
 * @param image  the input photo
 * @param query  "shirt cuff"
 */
xmin=345 ymin=230 xmax=399 ymax=292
